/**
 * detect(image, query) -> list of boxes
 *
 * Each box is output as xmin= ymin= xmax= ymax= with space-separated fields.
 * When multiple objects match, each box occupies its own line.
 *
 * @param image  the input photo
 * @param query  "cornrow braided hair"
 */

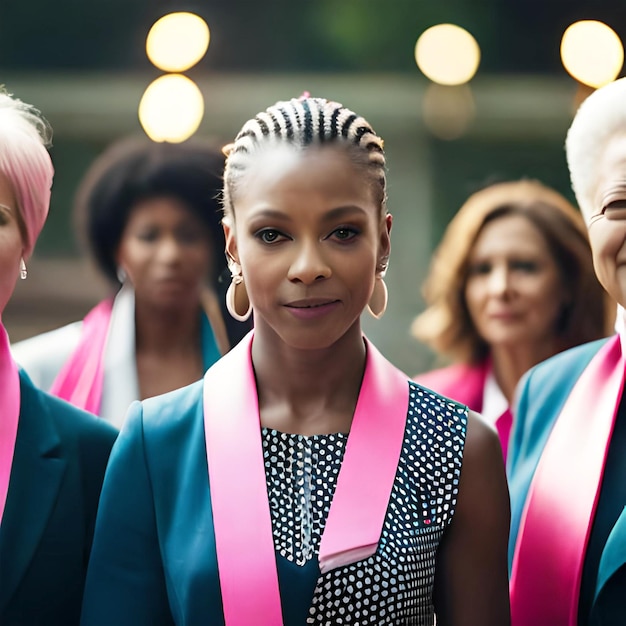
xmin=222 ymin=96 xmax=386 ymax=218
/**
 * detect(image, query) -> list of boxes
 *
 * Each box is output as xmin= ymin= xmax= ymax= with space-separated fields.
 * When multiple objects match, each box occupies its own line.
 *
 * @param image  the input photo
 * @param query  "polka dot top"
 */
xmin=262 ymin=381 xmax=468 ymax=625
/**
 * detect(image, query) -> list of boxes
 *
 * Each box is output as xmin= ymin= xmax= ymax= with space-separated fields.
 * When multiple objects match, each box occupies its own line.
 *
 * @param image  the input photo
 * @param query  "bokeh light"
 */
xmin=138 ymin=74 xmax=204 ymax=143
xmin=560 ymin=20 xmax=623 ymax=88
xmin=146 ymin=12 xmax=210 ymax=72
xmin=422 ymin=83 xmax=475 ymax=140
xmin=415 ymin=24 xmax=481 ymax=86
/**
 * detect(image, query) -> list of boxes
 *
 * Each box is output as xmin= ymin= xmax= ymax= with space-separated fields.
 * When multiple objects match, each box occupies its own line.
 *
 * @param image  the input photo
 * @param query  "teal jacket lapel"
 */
xmin=592 ymin=506 xmax=626 ymax=620
xmin=0 ymin=372 xmax=67 ymax=611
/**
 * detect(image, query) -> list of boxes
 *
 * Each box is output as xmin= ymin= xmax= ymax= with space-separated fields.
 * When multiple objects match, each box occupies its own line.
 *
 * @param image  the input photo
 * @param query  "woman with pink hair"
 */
xmin=0 ymin=89 xmax=116 ymax=625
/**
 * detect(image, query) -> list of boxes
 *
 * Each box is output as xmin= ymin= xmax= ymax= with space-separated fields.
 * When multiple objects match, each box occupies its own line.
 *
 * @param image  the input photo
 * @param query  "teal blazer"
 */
xmin=81 ymin=382 xmax=353 ymax=625
xmin=0 ymin=371 xmax=117 ymax=626
xmin=507 ymin=338 xmax=626 ymax=624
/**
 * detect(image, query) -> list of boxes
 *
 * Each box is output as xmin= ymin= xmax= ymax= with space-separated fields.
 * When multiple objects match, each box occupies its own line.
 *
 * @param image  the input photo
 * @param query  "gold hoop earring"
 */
xmin=20 ymin=258 xmax=27 ymax=280
xmin=367 ymin=276 xmax=388 ymax=319
xmin=225 ymin=262 xmax=252 ymax=322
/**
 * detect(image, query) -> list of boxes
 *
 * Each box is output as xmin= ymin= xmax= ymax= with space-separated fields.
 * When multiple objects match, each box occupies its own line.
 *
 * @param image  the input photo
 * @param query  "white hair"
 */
xmin=566 ymin=77 xmax=626 ymax=221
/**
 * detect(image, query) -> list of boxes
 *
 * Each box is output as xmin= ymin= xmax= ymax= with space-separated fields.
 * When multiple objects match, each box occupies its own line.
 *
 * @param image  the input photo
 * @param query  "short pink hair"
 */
xmin=0 ymin=90 xmax=54 ymax=257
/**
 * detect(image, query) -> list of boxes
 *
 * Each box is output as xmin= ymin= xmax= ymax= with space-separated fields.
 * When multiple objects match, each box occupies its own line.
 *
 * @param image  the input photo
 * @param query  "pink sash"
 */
xmin=49 ymin=298 xmax=113 ymax=415
xmin=510 ymin=336 xmax=624 ymax=625
xmin=203 ymin=332 xmax=409 ymax=626
xmin=495 ymin=408 xmax=512 ymax=463
xmin=0 ymin=323 xmax=20 ymax=527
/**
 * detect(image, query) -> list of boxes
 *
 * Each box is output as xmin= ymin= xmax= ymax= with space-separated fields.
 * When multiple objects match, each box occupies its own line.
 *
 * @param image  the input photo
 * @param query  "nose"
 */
xmin=287 ymin=240 xmax=331 ymax=284
xmin=157 ymin=235 xmax=183 ymax=264
xmin=487 ymin=265 xmax=511 ymax=296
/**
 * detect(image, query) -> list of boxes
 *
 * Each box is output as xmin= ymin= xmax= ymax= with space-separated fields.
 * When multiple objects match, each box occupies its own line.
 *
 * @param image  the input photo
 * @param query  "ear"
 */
xmin=222 ymin=218 xmax=240 ymax=265
xmin=377 ymin=213 xmax=392 ymax=269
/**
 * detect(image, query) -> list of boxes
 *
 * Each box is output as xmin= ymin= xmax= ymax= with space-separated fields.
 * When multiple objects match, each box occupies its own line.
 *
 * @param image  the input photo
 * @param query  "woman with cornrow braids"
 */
xmin=81 ymin=95 xmax=510 ymax=626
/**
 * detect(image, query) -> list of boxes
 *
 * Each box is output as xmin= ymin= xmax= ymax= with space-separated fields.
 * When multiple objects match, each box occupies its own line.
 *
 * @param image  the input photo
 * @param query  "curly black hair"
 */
xmin=74 ymin=135 xmax=228 ymax=286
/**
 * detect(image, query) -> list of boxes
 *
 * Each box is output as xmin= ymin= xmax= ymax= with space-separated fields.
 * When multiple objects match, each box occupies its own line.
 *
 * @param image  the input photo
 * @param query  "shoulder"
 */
xmin=413 ymin=361 xmax=487 ymax=409
xmin=521 ymin=337 xmax=608 ymax=395
xmin=141 ymin=379 xmax=204 ymax=431
xmin=464 ymin=409 xmax=501 ymax=466
xmin=11 ymin=321 xmax=83 ymax=359
xmin=105 ymin=380 xmax=206 ymax=498
xmin=414 ymin=362 xmax=469 ymax=386
xmin=407 ymin=380 xmax=469 ymax=446
xmin=11 ymin=321 xmax=83 ymax=389
xmin=514 ymin=339 xmax=608 ymax=431
xmin=19 ymin=370 xmax=118 ymax=450
xmin=512 ymin=337 xmax=608 ymax=437
xmin=119 ymin=379 xmax=205 ymax=457
xmin=454 ymin=408 xmax=509 ymax=530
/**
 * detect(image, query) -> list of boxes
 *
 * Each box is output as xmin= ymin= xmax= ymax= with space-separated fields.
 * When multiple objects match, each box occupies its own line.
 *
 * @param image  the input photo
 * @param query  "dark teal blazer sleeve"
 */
xmin=81 ymin=381 xmax=226 ymax=626
xmin=80 ymin=400 xmax=176 ymax=626
xmin=0 ymin=371 xmax=117 ymax=626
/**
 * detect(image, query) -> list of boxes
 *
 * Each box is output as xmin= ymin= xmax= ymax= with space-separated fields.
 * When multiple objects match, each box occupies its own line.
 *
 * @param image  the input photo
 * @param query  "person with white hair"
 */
xmin=508 ymin=77 xmax=626 ymax=626
xmin=0 ymin=89 xmax=117 ymax=625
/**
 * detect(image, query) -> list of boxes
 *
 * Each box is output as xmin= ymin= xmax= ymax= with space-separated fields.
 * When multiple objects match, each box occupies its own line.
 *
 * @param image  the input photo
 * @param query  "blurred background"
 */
xmin=2 ymin=0 xmax=623 ymax=375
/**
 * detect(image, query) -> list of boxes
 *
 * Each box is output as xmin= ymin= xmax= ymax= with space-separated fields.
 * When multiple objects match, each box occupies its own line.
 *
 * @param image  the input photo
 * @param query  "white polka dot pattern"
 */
xmin=263 ymin=430 xmax=348 ymax=566
xmin=263 ymin=382 xmax=468 ymax=625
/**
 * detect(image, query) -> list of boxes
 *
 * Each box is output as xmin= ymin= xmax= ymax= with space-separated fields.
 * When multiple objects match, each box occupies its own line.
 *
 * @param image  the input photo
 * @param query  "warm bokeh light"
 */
xmin=415 ymin=24 xmax=481 ymax=86
xmin=138 ymin=74 xmax=204 ymax=143
xmin=422 ymin=83 xmax=475 ymax=140
xmin=560 ymin=20 xmax=623 ymax=88
xmin=146 ymin=12 xmax=210 ymax=72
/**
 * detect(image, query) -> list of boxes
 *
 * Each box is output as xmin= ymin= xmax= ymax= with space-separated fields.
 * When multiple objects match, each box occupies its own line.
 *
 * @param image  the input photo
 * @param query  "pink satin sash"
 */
xmin=203 ymin=332 xmax=409 ymax=626
xmin=495 ymin=408 xmax=512 ymax=463
xmin=49 ymin=298 xmax=113 ymax=415
xmin=510 ymin=336 xmax=624 ymax=626
xmin=0 ymin=323 xmax=20 ymax=527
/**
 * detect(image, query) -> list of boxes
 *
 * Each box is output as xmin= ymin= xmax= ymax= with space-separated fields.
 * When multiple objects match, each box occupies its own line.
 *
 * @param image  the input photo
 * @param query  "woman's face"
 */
xmin=464 ymin=213 xmax=566 ymax=353
xmin=587 ymin=133 xmax=626 ymax=307
xmin=224 ymin=144 xmax=391 ymax=351
xmin=116 ymin=197 xmax=212 ymax=312
xmin=0 ymin=172 xmax=24 ymax=315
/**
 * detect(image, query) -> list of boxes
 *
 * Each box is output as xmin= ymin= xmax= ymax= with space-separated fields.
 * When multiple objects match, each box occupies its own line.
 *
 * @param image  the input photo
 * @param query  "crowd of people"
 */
xmin=1 ymin=75 xmax=624 ymax=625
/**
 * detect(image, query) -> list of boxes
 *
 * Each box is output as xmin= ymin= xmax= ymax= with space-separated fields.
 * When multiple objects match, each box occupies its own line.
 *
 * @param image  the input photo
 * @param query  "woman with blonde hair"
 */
xmin=414 ymin=179 xmax=609 ymax=460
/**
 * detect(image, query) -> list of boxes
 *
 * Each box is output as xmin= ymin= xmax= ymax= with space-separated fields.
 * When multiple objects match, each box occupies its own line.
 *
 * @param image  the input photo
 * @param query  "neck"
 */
xmin=490 ymin=340 xmax=559 ymax=404
xmin=134 ymin=297 xmax=201 ymax=356
xmin=251 ymin=323 xmax=367 ymax=435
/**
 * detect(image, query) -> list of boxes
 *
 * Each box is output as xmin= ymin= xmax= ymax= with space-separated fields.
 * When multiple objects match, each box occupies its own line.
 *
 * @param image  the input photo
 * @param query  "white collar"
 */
xmin=481 ymin=365 xmax=509 ymax=425
xmin=100 ymin=283 xmax=139 ymax=427
xmin=614 ymin=304 xmax=626 ymax=356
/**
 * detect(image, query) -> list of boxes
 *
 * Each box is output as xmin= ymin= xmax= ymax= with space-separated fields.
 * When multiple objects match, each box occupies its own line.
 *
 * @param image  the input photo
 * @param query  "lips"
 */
xmin=285 ymin=298 xmax=339 ymax=309
xmin=283 ymin=298 xmax=341 ymax=320
xmin=488 ymin=311 xmax=520 ymax=321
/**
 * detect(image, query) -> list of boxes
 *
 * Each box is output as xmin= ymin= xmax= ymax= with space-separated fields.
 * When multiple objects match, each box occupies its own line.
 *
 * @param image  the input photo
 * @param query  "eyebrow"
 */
xmin=251 ymin=205 xmax=368 ymax=222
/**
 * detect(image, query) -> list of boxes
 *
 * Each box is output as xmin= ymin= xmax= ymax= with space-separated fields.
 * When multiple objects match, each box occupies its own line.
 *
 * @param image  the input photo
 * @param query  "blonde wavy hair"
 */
xmin=412 ymin=180 xmax=609 ymax=365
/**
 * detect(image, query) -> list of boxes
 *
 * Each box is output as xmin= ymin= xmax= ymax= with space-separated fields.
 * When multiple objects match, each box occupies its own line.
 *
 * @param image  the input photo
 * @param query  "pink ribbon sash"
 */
xmin=0 ymin=323 xmax=21 ymax=527
xmin=49 ymin=298 xmax=113 ymax=415
xmin=203 ymin=332 xmax=409 ymax=626
xmin=510 ymin=335 xmax=624 ymax=625
xmin=495 ymin=408 xmax=513 ymax=463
